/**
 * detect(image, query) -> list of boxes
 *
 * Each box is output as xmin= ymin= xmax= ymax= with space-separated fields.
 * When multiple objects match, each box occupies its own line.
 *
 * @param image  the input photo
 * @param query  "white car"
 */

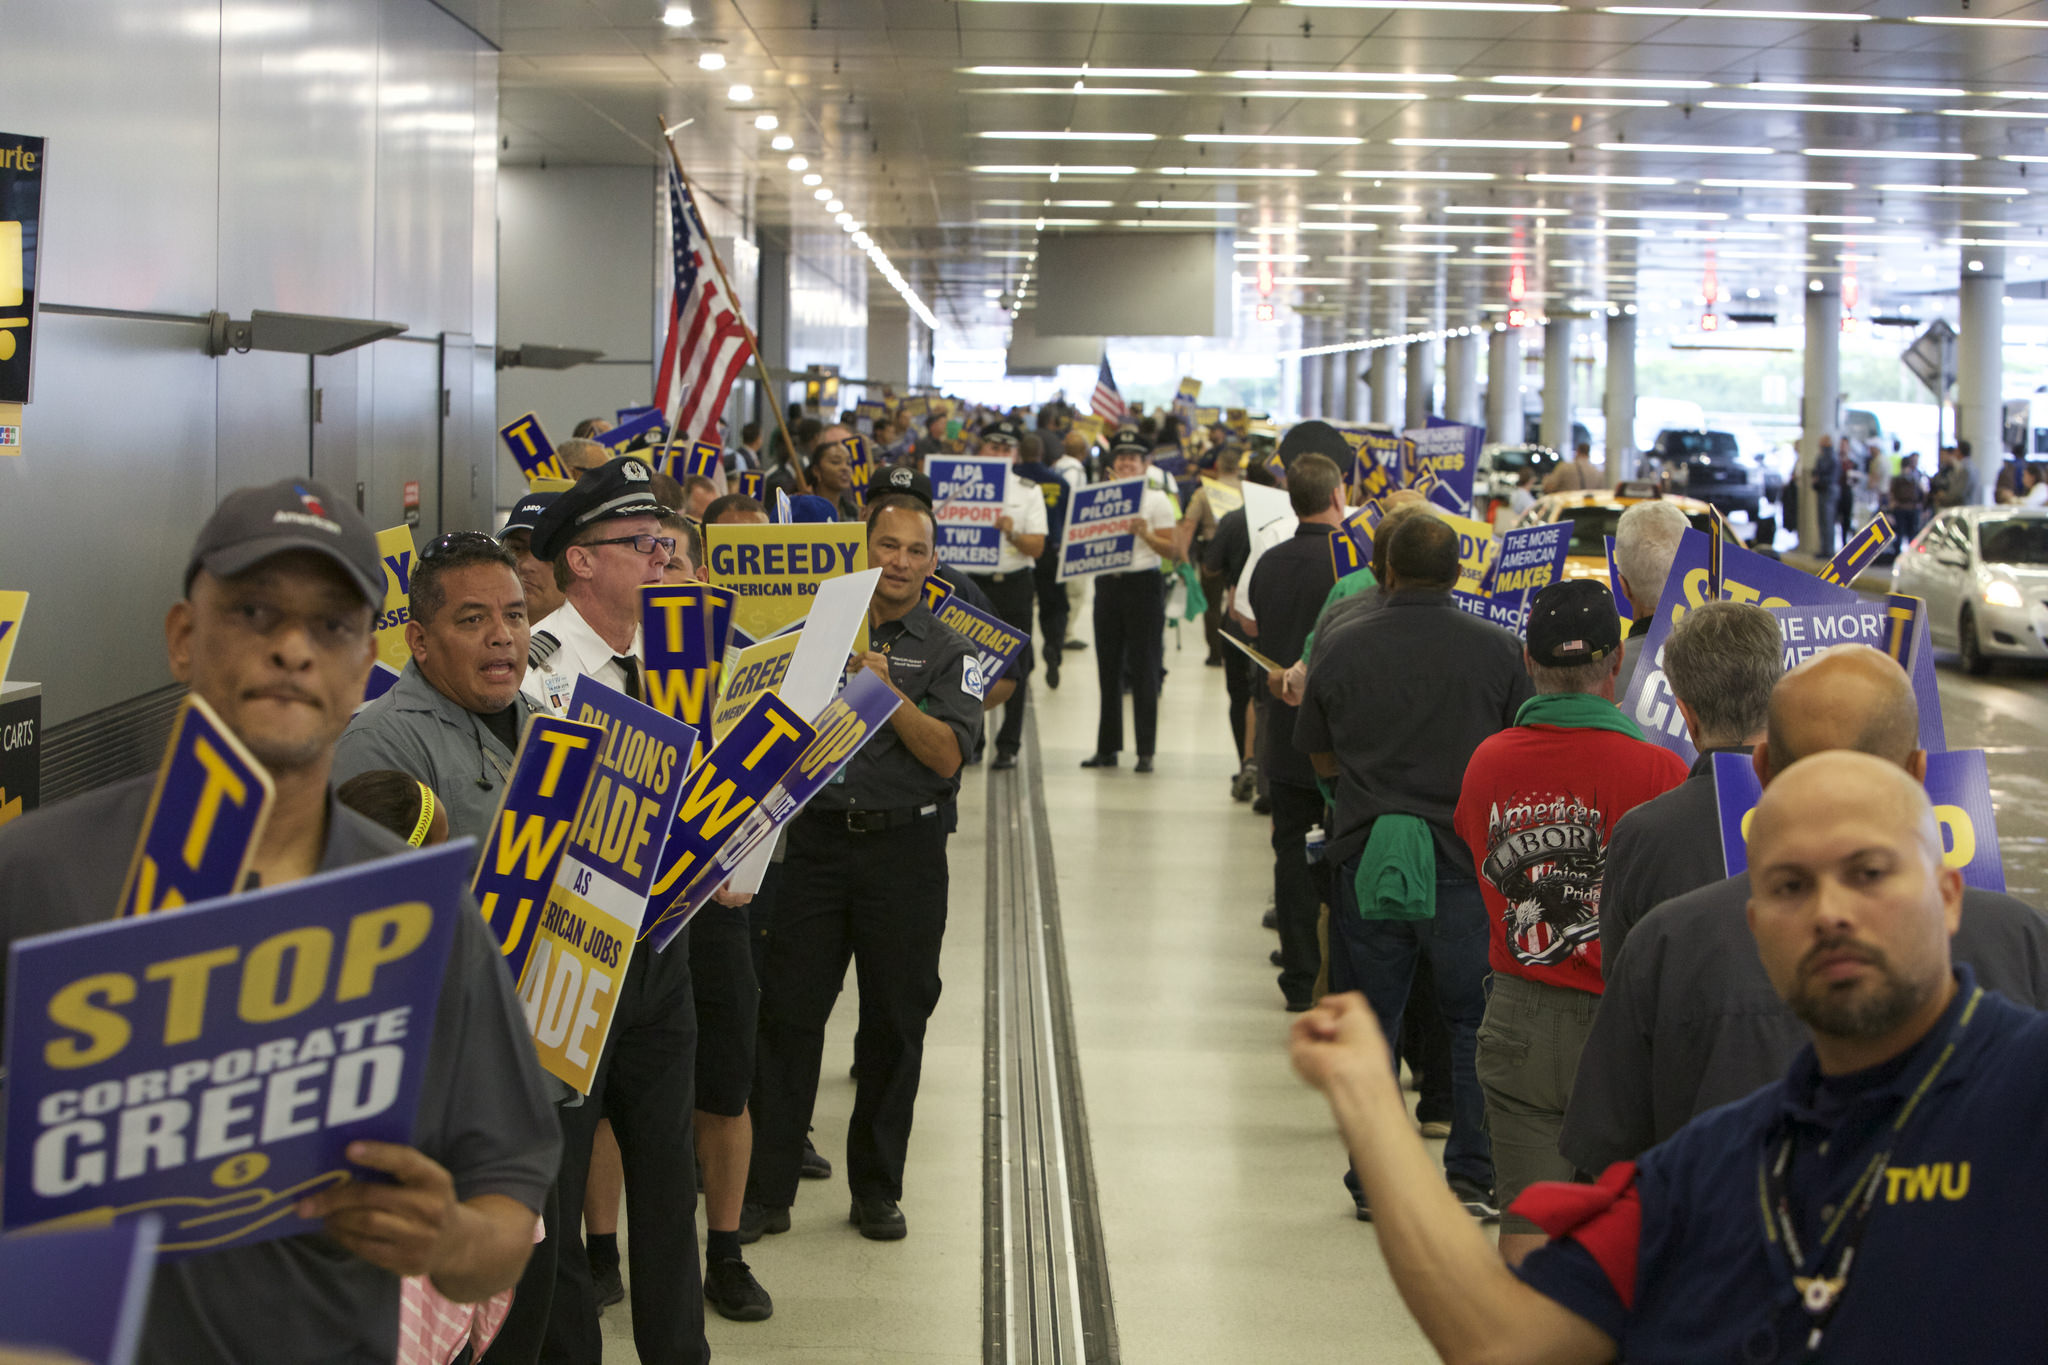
xmin=1892 ymin=506 xmax=2048 ymax=674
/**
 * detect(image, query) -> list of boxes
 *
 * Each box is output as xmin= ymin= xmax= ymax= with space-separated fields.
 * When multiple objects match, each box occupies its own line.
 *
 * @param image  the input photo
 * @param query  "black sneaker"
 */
xmin=1134 ymin=755 xmax=1154 ymax=773
xmin=991 ymin=751 xmax=1018 ymax=772
xmin=1079 ymin=753 xmax=1118 ymax=769
xmin=1449 ymin=1179 xmax=1500 ymax=1222
xmin=1261 ymin=907 xmax=1278 ymax=931
xmin=801 ymin=1136 xmax=832 ymax=1180
xmin=592 ymin=1261 xmax=626 ymax=1309
xmin=850 ymin=1194 xmax=907 ymax=1241
xmin=1345 ymin=1170 xmax=1371 ymax=1222
xmin=704 ymin=1257 xmax=774 ymax=1322
xmin=737 ymin=1201 xmax=790 ymax=1244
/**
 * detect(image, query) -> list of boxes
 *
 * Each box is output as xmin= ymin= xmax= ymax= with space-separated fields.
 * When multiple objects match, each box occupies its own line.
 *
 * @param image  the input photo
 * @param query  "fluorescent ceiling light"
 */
xmin=1247 ymin=276 xmax=1354 ymax=285
xmin=1385 ymin=243 xmax=1462 ymax=252
xmin=977 ymin=217 xmax=1104 ymax=227
xmin=1228 ymin=70 xmax=1459 ymax=82
xmin=1473 ymin=245 xmax=1525 ymax=254
xmin=975 ymin=87 xmax=1175 ymax=97
xmin=1247 ymin=225 xmax=1298 ymax=234
xmin=1701 ymin=100 xmax=1905 ymax=114
xmin=984 ymin=250 xmax=1038 ymax=257
xmin=1668 ymin=228 xmax=1778 ymax=238
xmin=1298 ymin=221 xmax=1384 ymax=230
xmin=802 ymin=173 xmax=822 ymax=185
xmin=1803 ymin=148 xmax=1975 ymax=161
xmin=1182 ymin=133 xmax=1364 ymax=145
xmin=1466 ymin=94 xmax=1668 ymax=107
xmin=1490 ymin=75 xmax=1710 ymax=90
xmin=1136 ymin=200 xmax=1248 ymax=209
xmin=1876 ymin=183 xmax=2021 ymax=196
xmin=1156 ymin=166 xmax=1318 ymax=176
xmin=1943 ymin=109 xmax=2048 ymax=120
xmin=2004 ymin=155 xmax=2048 ymax=164
xmin=1555 ymin=227 xmax=1655 ymax=236
xmin=662 ymin=5 xmax=694 ymax=26
xmin=1598 ymin=142 xmax=1773 ymax=155
xmin=1745 ymin=212 xmax=1873 ymax=223
xmin=1341 ymin=169 xmax=1497 ymax=180
xmin=1993 ymin=93 xmax=2048 ymax=102
xmin=728 ymin=83 xmax=753 ymax=102
xmin=1699 ymin=177 xmax=1853 ymax=189
xmin=979 ymin=130 xmax=1157 ymax=141
xmin=1284 ymin=0 xmax=1564 ymax=9
xmin=1241 ymin=90 xmax=1426 ymax=101
xmin=1398 ymin=223 xmax=1511 ymax=233
xmin=1391 ymin=137 xmax=1570 ymax=149
xmin=1443 ymin=204 xmax=1567 ymax=215
xmin=814 ymin=187 xmax=832 ymax=201
xmin=965 ymin=66 xmax=1199 ymax=78
xmin=1959 ymin=219 xmax=2020 ymax=227
xmin=1910 ymin=14 xmax=2048 ymax=26
xmin=1600 ymin=5 xmax=1869 ymax=17
xmin=1602 ymin=208 xmax=1728 ymax=219
xmin=1809 ymin=232 xmax=1922 ymax=243
xmin=1306 ymin=202 xmax=1421 ymax=212
xmin=1947 ymin=236 xmax=2032 ymax=246
xmin=754 ymin=114 xmax=778 ymax=130
xmin=1118 ymin=219 xmax=1241 ymax=227
xmin=1527 ymin=172 xmax=1675 ymax=184
xmin=1749 ymin=82 xmax=1962 ymax=98
xmin=771 ymin=134 xmax=794 ymax=151
xmin=1234 ymin=252 xmax=1313 ymax=262
xmin=697 ymin=53 xmax=723 ymax=71
xmin=787 ymin=155 xmax=809 ymax=171
xmin=971 ymin=165 xmax=1140 ymax=174
xmin=983 ymin=198 xmax=1116 ymax=207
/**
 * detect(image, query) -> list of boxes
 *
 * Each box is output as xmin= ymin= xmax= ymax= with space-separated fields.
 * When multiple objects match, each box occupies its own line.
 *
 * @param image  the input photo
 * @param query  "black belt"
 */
xmin=809 ymin=801 xmax=948 ymax=834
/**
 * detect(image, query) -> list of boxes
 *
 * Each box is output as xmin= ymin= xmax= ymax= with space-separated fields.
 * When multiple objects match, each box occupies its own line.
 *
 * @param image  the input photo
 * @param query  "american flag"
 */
xmin=655 ymin=163 xmax=754 ymax=444
xmin=1091 ymin=357 xmax=1126 ymax=425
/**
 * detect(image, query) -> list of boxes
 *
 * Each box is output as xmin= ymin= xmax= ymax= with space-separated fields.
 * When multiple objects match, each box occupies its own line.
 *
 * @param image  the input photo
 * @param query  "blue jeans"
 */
xmin=1330 ymin=851 xmax=1494 ymax=1194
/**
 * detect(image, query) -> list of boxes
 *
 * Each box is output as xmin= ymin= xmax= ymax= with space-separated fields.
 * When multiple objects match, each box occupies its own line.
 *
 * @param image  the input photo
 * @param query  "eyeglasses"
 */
xmin=583 ymin=534 xmax=678 ymax=557
xmin=421 ymin=530 xmax=502 ymax=561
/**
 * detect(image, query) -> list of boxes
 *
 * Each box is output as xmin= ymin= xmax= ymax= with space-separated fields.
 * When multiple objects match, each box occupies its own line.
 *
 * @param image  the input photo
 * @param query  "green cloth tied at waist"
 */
xmin=1355 ymin=813 xmax=1436 ymax=922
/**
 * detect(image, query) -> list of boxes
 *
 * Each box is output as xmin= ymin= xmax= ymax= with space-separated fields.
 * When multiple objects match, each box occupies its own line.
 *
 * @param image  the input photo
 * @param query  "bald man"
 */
xmin=1560 ymin=645 xmax=2048 ymax=1175
xmin=1291 ymin=751 xmax=2048 ymax=1365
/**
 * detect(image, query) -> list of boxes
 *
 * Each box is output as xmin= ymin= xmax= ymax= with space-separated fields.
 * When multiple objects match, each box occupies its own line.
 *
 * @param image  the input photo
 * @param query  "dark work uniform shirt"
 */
xmin=819 ymin=604 xmax=983 ymax=812
xmin=1014 ymin=458 xmax=1072 ymax=542
xmin=1561 ymin=872 xmax=2048 ymax=1175
xmin=1294 ymin=590 xmax=1533 ymax=875
xmin=0 ymin=778 xmax=561 ymax=1365
xmin=1246 ymin=523 xmax=1339 ymax=790
xmin=1524 ymin=971 xmax=2048 ymax=1364
xmin=934 ymin=565 xmax=999 ymax=617
xmin=1598 ymin=745 xmax=1751 ymax=969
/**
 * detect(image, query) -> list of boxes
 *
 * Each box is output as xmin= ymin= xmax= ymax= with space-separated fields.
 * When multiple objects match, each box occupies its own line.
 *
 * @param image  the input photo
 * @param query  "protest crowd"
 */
xmin=3 ymin=376 xmax=2047 ymax=1365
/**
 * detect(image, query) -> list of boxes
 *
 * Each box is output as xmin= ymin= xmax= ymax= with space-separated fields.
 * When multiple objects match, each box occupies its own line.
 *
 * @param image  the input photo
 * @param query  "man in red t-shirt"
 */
xmin=1454 ymin=579 xmax=1687 ymax=1264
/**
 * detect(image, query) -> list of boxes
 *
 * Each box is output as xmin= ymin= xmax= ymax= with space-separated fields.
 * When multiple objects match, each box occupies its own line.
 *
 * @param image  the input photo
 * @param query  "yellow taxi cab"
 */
xmin=1511 ymin=484 xmax=1745 ymax=611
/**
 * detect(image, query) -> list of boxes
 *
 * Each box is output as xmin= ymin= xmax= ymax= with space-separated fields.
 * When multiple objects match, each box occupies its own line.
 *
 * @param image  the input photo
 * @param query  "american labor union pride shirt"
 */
xmin=1454 ymin=713 xmax=1687 ymax=993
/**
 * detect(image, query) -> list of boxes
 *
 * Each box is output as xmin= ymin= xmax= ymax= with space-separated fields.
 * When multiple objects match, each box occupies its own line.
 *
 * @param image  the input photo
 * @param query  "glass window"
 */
xmin=1977 ymin=517 xmax=2048 ymax=566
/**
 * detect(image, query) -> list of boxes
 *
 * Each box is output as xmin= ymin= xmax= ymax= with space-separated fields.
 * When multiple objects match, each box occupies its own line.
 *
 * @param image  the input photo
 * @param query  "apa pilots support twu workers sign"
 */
xmin=1056 ymin=476 xmax=1145 ymax=583
xmin=4 ymin=842 xmax=466 ymax=1257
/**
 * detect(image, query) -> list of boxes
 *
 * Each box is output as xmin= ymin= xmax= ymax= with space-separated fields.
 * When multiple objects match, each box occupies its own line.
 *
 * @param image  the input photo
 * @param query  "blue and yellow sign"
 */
xmin=499 ymin=413 xmax=565 ymax=485
xmin=116 ymin=697 xmax=274 ymax=920
xmin=373 ymin=525 xmax=415 ymax=671
xmin=921 ymin=575 xmax=955 ymax=616
xmin=645 ymin=692 xmax=816 ymax=949
xmin=641 ymin=582 xmax=737 ymax=765
xmin=597 ymin=408 xmax=666 ymax=454
xmin=0 ymin=131 xmax=46 ymax=406
xmin=933 ymin=596 xmax=1027 ymax=694
xmin=472 ymin=714 xmax=605 ymax=983
xmin=664 ymin=439 xmax=722 ymax=482
xmin=1331 ymin=524 xmax=1370 ymax=581
xmin=705 ymin=522 xmax=868 ymax=649
xmin=1820 ymin=512 xmax=1896 ymax=588
xmin=0 ymin=587 xmax=27 ymax=687
xmin=0 ymin=1214 xmax=160 ymax=1365
xmin=708 ymin=631 xmax=804 ymax=743
xmin=5 ymin=842 xmax=465 ymax=1256
xmin=737 ymin=469 xmax=764 ymax=502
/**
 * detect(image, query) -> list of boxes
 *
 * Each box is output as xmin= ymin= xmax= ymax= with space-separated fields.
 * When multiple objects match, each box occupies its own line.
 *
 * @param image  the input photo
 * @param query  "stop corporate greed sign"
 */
xmin=4 ymin=843 xmax=467 ymax=1257
xmin=1056 ymin=476 xmax=1146 ymax=582
xmin=928 ymin=456 xmax=1010 ymax=570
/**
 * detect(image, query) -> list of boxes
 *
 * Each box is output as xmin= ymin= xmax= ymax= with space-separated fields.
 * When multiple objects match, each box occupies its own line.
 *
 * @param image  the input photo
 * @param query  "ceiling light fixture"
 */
xmin=814 ymin=187 xmax=832 ymax=201
xmin=728 ymin=83 xmax=753 ymax=102
xmin=1305 ymin=201 xmax=1421 ymax=211
xmin=1745 ymin=212 xmax=1874 ymax=223
xmin=964 ymin=65 xmax=1199 ymax=78
xmin=1876 ymin=183 xmax=2021 ymax=195
xmin=802 ymin=172 xmax=822 ymax=185
xmin=1600 ymin=5 xmax=1869 ymax=18
xmin=1527 ymin=172 xmax=1676 ymax=184
xmin=1228 ymin=69 xmax=1459 ymax=82
xmin=771 ymin=134 xmax=794 ymax=151
xmin=1602 ymin=208 xmax=1728 ymax=219
xmin=1390 ymin=137 xmax=1570 ymax=149
xmin=1598 ymin=142 xmax=1773 ymax=154
xmin=662 ymin=5 xmax=694 ymax=26
xmin=1748 ymin=82 xmax=1962 ymax=97
xmin=973 ymin=86 xmax=1174 ymax=97
xmin=754 ymin=113 xmax=779 ymax=131
xmin=1802 ymin=147 xmax=1975 ymax=160
xmin=1241 ymin=90 xmax=1426 ymax=101
xmin=1942 ymin=109 xmax=2048 ymax=120
xmin=977 ymin=217 xmax=1104 ymax=226
xmin=1466 ymin=94 xmax=1669 ymax=107
xmin=787 ymin=155 xmax=808 ymax=170
xmin=1284 ymin=0 xmax=1565 ymax=10
xmin=1398 ymin=223 xmax=1511 ymax=233
xmin=1809 ymin=231 xmax=1923 ymax=243
xmin=1155 ymin=165 xmax=1318 ymax=176
xmin=1699 ymin=177 xmax=1854 ymax=189
xmin=1182 ymin=133 xmax=1364 ymax=145
xmin=1341 ymin=169 xmax=1497 ymax=180
xmin=978 ymin=130 xmax=1158 ymax=141
xmin=971 ymin=164 xmax=1140 ymax=175
xmin=1910 ymin=14 xmax=2048 ymax=26
xmin=696 ymin=51 xmax=724 ymax=70
xmin=1444 ymin=204 xmax=1567 ymax=215
xmin=1701 ymin=100 xmax=1906 ymax=114
xmin=1385 ymin=242 xmax=1462 ymax=251
xmin=1490 ymin=74 xmax=1710 ymax=90
xmin=1137 ymin=199 xmax=1248 ymax=209
xmin=826 ymin=199 xmax=844 ymax=213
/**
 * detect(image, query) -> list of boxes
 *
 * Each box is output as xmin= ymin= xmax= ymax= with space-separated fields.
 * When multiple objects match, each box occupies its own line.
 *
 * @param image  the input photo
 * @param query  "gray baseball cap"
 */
xmin=184 ymin=478 xmax=385 ymax=607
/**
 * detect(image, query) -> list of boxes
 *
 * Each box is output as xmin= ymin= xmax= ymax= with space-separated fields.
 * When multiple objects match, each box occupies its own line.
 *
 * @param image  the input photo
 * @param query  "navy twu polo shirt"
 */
xmin=1517 ymin=967 xmax=2048 ymax=1363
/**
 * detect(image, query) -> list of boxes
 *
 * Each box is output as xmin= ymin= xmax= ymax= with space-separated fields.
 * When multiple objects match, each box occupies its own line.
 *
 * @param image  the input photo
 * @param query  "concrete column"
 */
xmin=1349 ymin=308 xmax=1374 ymax=421
xmin=1444 ymin=330 xmax=1480 ymax=427
xmin=1605 ymin=309 xmax=1638 ymax=484
xmin=1486 ymin=324 xmax=1522 ymax=445
xmin=1371 ymin=282 xmax=1404 ymax=424
xmin=1320 ymin=337 xmax=1344 ymax=423
xmin=1958 ymin=245 xmax=2006 ymax=502
xmin=1405 ymin=337 xmax=1437 ymax=430
xmin=1299 ymin=317 xmax=1323 ymax=420
xmin=1800 ymin=275 xmax=1842 ymax=555
xmin=1541 ymin=316 xmax=1574 ymax=453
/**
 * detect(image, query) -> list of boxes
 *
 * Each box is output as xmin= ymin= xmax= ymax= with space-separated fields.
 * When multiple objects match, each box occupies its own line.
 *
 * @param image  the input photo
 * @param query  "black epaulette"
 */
xmin=529 ymin=631 xmax=562 ymax=670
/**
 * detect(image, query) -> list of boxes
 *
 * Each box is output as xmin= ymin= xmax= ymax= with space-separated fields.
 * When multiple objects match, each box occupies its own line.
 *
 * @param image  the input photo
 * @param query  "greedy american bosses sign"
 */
xmin=4 ymin=843 xmax=466 ymax=1256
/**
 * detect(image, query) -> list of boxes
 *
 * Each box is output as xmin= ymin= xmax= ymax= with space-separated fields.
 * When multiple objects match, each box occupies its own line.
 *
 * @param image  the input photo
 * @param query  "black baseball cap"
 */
xmin=980 ymin=417 xmax=1024 ymax=448
xmin=1108 ymin=429 xmax=1151 ymax=459
xmin=868 ymin=463 xmax=934 ymax=508
xmin=185 ymin=478 xmax=384 ymax=608
xmin=1277 ymin=419 xmax=1353 ymax=468
xmin=1525 ymin=579 xmax=1621 ymax=667
xmin=500 ymin=491 xmax=559 ymax=538
xmin=530 ymin=457 xmax=666 ymax=560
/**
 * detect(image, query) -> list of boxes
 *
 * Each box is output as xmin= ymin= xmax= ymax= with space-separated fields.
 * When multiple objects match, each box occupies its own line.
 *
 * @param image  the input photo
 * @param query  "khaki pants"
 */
xmin=1476 ymin=973 xmax=1601 ymax=1234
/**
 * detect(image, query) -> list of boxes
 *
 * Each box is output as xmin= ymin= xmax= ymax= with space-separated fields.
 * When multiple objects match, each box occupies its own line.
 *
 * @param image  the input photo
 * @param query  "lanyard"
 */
xmin=1756 ymin=986 xmax=1983 ymax=1356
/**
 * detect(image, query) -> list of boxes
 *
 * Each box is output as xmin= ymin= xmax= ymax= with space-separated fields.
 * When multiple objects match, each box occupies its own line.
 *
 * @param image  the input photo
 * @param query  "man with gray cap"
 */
xmin=1611 ymin=498 xmax=1689 ymax=696
xmin=1452 ymin=579 xmax=1687 ymax=1262
xmin=521 ymin=456 xmax=673 ymax=713
xmin=0 ymin=479 xmax=559 ymax=1365
xmin=499 ymin=489 xmax=564 ymax=624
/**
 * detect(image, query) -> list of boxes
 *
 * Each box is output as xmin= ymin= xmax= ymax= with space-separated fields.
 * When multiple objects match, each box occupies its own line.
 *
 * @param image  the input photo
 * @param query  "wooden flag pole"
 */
xmin=658 ymin=123 xmax=810 ymax=494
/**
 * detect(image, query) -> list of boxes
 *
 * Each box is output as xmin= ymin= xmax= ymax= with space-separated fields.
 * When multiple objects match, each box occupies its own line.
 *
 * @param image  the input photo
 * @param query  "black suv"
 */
xmin=1646 ymin=428 xmax=1762 ymax=519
